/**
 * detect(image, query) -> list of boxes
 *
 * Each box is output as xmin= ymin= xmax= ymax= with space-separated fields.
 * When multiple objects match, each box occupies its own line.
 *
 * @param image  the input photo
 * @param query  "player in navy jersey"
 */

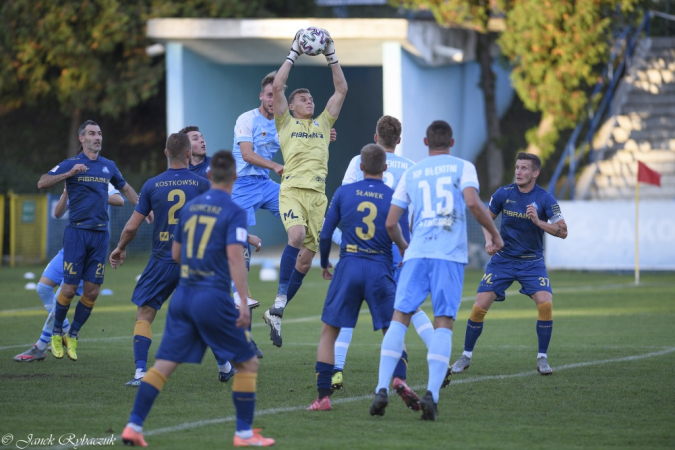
xmin=14 ymin=184 xmax=123 ymax=362
xmin=109 ymin=133 xmax=210 ymax=386
xmin=371 ymin=120 xmax=503 ymax=421
xmin=37 ymin=120 xmax=141 ymax=361
xmin=449 ymin=152 xmax=568 ymax=377
xmin=181 ymin=124 xmax=265 ymax=363
xmin=309 ymin=144 xmax=420 ymax=412
xmin=182 ymin=125 xmax=211 ymax=179
xmin=330 ymin=116 xmax=434 ymax=392
xmin=122 ymin=151 xmax=274 ymax=448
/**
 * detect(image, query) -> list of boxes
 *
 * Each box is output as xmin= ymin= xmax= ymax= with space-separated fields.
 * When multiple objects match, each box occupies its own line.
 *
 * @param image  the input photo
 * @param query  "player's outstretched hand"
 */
xmin=322 ymin=262 xmax=333 ymax=280
xmin=109 ymin=248 xmax=126 ymax=269
xmin=272 ymin=162 xmax=284 ymax=177
xmin=287 ymin=29 xmax=303 ymax=65
xmin=330 ymin=128 xmax=337 ymax=143
xmin=236 ymin=304 xmax=251 ymax=328
xmin=248 ymin=234 xmax=262 ymax=252
xmin=323 ymin=29 xmax=338 ymax=65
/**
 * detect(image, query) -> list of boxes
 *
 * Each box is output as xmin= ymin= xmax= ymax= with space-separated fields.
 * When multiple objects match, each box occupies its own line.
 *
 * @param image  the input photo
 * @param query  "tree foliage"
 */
xmin=498 ymin=0 xmax=638 ymax=160
xmin=0 ymin=1 xmax=307 ymax=118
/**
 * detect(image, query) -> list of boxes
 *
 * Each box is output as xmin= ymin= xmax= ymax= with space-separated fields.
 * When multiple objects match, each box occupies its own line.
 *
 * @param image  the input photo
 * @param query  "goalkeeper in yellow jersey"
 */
xmin=263 ymin=28 xmax=348 ymax=347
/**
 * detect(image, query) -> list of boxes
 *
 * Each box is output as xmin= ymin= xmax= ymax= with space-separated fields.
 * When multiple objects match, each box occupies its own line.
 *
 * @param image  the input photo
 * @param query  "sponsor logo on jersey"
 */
xmin=102 ymin=167 xmax=110 ymax=174
xmin=159 ymin=232 xmax=169 ymax=241
xmin=236 ymin=227 xmax=248 ymax=243
xmin=50 ymin=165 xmax=60 ymax=173
xmin=290 ymin=131 xmax=325 ymax=139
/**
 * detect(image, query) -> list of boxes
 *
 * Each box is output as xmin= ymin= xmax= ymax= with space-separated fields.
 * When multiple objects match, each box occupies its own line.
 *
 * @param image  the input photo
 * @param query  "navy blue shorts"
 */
xmin=155 ymin=285 xmax=256 ymax=364
xmin=322 ymin=257 xmax=395 ymax=331
xmin=62 ymin=227 xmax=109 ymax=285
xmin=130 ymin=258 xmax=180 ymax=310
xmin=477 ymin=253 xmax=552 ymax=301
xmin=42 ymin=248 xmax=83 ymax=296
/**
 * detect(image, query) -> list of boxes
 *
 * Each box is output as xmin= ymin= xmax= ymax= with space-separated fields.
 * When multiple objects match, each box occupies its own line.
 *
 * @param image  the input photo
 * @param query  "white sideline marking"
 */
xmin=45 ymin=347 xmax=675 ymax=449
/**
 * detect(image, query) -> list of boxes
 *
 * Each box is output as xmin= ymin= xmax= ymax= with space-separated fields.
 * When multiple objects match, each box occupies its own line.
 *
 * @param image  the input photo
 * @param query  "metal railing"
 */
xmin=547 ymin=12 xmax=651 ymax=199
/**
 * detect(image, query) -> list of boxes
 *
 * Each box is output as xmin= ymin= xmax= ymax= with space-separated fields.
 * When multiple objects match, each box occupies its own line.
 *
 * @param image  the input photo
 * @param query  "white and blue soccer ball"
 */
xmin=299 ymin=27 xmax=327 ymax=56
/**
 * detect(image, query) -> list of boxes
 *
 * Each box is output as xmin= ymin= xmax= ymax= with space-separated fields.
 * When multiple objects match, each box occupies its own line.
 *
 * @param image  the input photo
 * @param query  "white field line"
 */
xmin=45 ymin=347 xmax=675 ymax=449
xmin=3 ymin=281 xmax=671 ymax=315
xmin=2 ymin=280 xmax=673 ymax=351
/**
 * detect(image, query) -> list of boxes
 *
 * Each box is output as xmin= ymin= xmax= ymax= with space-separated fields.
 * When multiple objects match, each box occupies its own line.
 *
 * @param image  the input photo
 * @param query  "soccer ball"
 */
xmin=298 ymin=27 xmax=327 ymax=56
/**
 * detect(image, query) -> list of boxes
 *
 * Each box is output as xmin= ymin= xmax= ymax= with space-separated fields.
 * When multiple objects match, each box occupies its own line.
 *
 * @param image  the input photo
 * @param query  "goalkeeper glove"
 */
xmin=323 ymin=29 xmax=338 ymax=66
xmin=286 ymin=30 xmax=303 ymax=65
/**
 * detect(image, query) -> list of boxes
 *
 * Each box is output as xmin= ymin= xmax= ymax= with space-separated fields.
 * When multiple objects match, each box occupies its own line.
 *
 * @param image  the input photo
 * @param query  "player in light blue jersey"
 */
xmin=110 ymin=133 xmax=210 ymax=386
xmin=449 ymin=152 xmax=568 ymax=377
xmin=37 ymin=120 xmax=141 ymax=361
xmin=13 ymin=183 xmax=123 ymax=362
xmin=371 ymin=120 xmax=503 ymax=421
xmin=183 ymin=125 xmax=212 ymax=179
xmin=330 ymin=116 xmax=434 ymax=392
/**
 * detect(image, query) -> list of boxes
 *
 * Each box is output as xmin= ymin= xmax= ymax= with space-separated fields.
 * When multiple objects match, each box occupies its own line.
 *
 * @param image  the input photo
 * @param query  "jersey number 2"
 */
xmin=167 ymin=189 xmax=186 ymax=225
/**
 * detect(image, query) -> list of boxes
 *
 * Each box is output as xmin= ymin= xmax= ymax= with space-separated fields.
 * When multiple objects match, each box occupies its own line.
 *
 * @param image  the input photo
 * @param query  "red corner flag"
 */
xmin=637 ymin=161 xmax=661 ymax=187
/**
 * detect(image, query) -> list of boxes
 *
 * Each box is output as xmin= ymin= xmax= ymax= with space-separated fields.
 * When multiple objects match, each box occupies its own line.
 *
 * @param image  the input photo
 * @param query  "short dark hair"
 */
xmin=426 ymin=120 xmax=453 ymax=149
xmin=376 ymin=116 xmax=402 ymax=149
xmin=360 ymin=144 xmax=387 ymax=176
xmin=261 ymin=71 xmax=276 ymax=92
xmin=516 ymin=152 xmax=542 ymax=172
xmin=289 ymin=88 xmax=310 ymax=105
xmin=209 ymin=150 xmax=236 ymax=184
xmin=179 ymin=125 xmax=200 ymax=135
xmin=78 ymin=120 xmax=99 ymax=136
xmin=166 ymin=133 xmax=190 ymax=161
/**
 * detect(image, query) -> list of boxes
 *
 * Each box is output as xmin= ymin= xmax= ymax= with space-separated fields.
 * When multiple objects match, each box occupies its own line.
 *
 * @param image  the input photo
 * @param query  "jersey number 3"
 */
xmin=356 ymin=201 xmax=377 ymax=240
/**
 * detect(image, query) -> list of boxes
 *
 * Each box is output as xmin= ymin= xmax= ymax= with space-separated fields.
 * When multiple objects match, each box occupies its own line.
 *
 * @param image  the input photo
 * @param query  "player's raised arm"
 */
xmin=324 ymin=30 xmax=348 ymax=119
xmin=273 ymin=31 xmax=302 ymax=118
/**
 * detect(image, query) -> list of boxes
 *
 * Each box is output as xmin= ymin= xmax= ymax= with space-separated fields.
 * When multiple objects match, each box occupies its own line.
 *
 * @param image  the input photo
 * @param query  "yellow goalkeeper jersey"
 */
xmin=275 ymin=109 xmax=336 ymax=193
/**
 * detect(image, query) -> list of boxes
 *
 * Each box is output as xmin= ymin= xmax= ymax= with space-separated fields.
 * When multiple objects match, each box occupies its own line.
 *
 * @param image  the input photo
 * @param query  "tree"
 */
xmin=399 ymin=0 xmax=508 ymax=190
xmin=0 ymin=0 xmax=313 ymax=156
xmin=498 ymin=0 xmax=637 ymax=161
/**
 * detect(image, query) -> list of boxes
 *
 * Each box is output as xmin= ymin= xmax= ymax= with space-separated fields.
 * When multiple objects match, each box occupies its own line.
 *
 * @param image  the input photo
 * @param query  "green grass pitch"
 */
xmin=1 ymin=258 xmax=674 ymax=449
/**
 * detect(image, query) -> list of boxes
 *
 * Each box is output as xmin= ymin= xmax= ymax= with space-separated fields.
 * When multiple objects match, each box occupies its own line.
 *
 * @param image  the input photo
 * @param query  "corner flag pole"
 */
xmin=635 ymin=179 xmax=640 ymax=285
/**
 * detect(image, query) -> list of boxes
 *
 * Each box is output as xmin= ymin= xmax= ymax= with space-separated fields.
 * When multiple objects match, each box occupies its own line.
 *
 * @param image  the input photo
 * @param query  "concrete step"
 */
xmin=627 ymin=104 xmax=675 ymax=116
xmin=615 ymin=114 xmax=675 ymax=132
xmin=628 ymin=80 xmax=675 ymax=94
xmin=622 ymin=128 xmax=675 ymax=142
xmin=612 ymin=138 xmax=675 ymax=152
xmin=644 ymin=58 xmax=675 ymax=71
xmin=613 ymin=149 xmax=675 ymax=164
xmin=626 ymin=91 xmax=675 ymax=104
xmin=635 ymin=68 xmax=674 ymax=84
xmin=650 ymin=37 xmax=675 ymax=50
xmin=588 ymin=183 xmax=674 ymax=200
